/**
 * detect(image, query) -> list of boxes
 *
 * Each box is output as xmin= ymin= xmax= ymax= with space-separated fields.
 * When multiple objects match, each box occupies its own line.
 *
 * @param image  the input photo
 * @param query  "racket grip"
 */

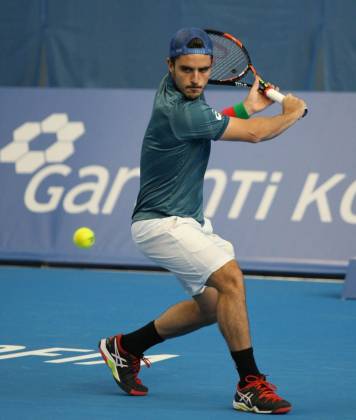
xmin=265 ymin=87 xmax=308 ymax=118
xmin=265 ymin=87 xmax=285 ymax=104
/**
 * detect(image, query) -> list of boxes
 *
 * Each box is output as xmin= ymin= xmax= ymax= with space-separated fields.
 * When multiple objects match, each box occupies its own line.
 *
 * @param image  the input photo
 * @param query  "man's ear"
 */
xmin=167 ymin=58 xmax=174 ymax=75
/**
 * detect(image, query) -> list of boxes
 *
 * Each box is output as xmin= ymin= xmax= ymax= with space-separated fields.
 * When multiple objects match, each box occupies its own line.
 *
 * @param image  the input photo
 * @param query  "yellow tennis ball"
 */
xmin=73 ymin=227 xmax=95 ymax=249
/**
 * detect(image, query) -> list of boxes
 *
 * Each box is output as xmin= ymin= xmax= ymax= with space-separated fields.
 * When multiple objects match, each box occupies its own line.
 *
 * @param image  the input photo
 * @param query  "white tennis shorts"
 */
xmin=131 ymin=216 xmax=235 ymax=296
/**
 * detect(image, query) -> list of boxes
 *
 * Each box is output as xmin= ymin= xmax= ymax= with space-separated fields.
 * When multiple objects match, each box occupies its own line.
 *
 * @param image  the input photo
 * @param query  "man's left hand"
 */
xmin=243 ymin=76 xmax=276 ymax=116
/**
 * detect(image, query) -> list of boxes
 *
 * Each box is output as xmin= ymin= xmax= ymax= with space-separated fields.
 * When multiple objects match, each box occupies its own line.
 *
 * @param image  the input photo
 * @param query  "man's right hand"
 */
xmin=282 ymin=94 xmax=307 ymax=120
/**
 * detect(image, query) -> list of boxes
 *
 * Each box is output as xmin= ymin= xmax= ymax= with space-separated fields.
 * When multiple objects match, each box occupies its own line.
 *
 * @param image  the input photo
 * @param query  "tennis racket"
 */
xmin=205 ymin=29 xmax=307 ymax=117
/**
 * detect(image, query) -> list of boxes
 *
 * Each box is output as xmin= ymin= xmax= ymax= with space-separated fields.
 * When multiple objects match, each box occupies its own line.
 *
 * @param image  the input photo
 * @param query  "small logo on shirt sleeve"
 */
xmin=212 ymin=109 xmax=222 ymax=120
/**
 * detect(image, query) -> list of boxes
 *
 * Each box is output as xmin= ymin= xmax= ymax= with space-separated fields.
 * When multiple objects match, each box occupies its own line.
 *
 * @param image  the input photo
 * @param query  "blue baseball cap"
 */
xmin=169 ymin=27 xmax=213 ymax=58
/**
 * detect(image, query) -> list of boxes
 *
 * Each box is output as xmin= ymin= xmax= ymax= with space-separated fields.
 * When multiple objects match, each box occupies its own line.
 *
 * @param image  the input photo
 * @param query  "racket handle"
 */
xmin=265 ymin=87 xmax=285 ymax=104
xmin=265 ymin=87 xmax=308 ymax=118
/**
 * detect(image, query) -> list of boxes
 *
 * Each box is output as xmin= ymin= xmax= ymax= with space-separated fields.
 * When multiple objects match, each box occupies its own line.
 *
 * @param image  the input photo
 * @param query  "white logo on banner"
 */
xmin=0 ymin=114 xmax=85 ymax=174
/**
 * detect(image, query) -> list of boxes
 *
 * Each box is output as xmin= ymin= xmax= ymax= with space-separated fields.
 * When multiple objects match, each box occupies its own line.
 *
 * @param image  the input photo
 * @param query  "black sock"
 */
xmin=230 ymin=347 xmax=261 ymax=387
xmin=121 ymin=321 xmax=164 ymax=357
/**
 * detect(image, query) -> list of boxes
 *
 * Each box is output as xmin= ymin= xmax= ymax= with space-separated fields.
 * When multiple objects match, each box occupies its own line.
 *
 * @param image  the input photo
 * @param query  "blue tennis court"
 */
xmin=1 ymin=265 xmax=355 ymax=420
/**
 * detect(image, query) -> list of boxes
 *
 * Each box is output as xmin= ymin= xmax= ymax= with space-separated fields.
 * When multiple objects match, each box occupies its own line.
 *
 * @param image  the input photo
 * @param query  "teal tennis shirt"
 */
xmin=132 ymin=74 xmax=229 ymax=224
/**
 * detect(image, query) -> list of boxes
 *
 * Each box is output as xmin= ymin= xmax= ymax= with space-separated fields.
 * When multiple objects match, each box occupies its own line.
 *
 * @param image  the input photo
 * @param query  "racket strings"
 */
xmin=208 ymin=34 xmax=249 ymax=81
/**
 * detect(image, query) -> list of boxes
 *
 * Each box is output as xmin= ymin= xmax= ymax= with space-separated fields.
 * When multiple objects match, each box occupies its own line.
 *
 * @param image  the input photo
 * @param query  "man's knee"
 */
xmin=207 ymin=260 xmax=245 ymax=294
xmin=193 ymin=287 xmax=218 ymax=325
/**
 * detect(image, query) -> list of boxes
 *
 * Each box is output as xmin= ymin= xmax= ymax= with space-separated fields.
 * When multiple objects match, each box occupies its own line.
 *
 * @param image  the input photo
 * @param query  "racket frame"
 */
xmin=205 ymin=29 xmax=275 ymax=95
xmin=204 ymin=29 xmax=258 ymax=87
xmin=204 ymin=29 xmax=308 ymax=117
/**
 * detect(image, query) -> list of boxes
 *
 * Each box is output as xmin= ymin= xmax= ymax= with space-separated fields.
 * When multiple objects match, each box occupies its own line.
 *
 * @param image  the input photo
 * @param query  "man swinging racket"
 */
xmin=99 ymin=27 xmax=306 ymax=414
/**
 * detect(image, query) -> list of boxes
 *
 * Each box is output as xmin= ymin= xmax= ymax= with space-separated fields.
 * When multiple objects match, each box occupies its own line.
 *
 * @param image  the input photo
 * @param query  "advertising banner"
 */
xmin=0 ymin=87 xmax=355 ymax=275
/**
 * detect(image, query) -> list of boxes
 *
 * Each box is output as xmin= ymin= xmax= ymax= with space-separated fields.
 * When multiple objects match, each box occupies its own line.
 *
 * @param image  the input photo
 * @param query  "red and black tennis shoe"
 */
xmin=233 ymin=375 xmax=292 ymax=414
xmin=98 ymin=334 xmax=150 ymax=396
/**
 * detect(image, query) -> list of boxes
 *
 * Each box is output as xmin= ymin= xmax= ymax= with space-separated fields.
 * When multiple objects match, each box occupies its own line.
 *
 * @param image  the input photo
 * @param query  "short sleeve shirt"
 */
xmin=132 ymin=74 xmax=229 ymax=224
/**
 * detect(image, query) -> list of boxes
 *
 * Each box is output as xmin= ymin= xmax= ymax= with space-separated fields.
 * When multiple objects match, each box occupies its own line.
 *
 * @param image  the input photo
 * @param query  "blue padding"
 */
xmin=0 ymin=0 xmax=43 ymax=86
xmin=1 ymin=1 xmax=356 ymax=91
xmin=240 ymin=259 xmax=348 ymax=277
xmin=342 ymin=258 xmax=356 ymax=298
xmin=324 ymin=0 xmax=356 ymax=91
xmin=44 ymin=0 xmax=321 ymax=89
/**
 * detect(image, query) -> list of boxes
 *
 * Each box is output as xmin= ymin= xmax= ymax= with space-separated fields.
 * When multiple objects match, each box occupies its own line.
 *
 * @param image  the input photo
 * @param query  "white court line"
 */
xmin=76 ymin=354 xmax=179 ymax=365
xmin=45 ymin=353 xmax=101 ymax=364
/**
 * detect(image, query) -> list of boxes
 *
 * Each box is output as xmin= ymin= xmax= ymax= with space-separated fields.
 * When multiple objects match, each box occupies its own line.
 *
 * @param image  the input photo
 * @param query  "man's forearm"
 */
xmin=220 ymin=111 xmax=300 ymax=143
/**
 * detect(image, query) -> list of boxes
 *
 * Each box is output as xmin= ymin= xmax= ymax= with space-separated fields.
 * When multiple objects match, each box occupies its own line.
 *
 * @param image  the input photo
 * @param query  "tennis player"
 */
xmin=99 ymin=27 xmax=306 ymax=414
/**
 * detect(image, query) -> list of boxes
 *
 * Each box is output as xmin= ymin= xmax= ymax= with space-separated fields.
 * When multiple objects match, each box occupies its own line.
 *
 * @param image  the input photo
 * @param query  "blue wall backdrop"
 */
xmin=0 ymin=0 xmax=356 ymax=90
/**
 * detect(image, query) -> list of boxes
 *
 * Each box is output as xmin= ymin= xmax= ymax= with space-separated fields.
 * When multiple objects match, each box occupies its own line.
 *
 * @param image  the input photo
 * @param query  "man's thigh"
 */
xmin=131 ymin=216 xmax=235 ymax=296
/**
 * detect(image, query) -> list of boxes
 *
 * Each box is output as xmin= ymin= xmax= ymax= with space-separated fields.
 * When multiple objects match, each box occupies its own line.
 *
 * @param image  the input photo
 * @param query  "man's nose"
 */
xmin=191 ymin=70 xmax=199 ymax=84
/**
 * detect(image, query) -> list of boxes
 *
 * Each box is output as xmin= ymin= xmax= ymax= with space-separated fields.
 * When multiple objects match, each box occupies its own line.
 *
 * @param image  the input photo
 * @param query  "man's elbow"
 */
xmin=247 ymin=129 xmax=263 ymax=143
